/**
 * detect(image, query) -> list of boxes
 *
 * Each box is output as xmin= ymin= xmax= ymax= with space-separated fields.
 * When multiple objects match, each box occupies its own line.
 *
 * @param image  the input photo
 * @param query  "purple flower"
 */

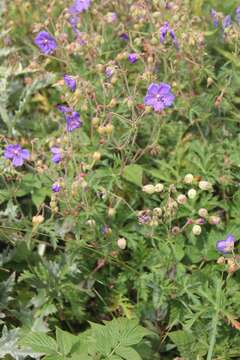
xmin=105 ymin=66 xmax=114 ymax=78
xmin=236 ymin=7 xmax=240 ymax=24
xmin=4 ymin=144 xmax=30 ymax=167
xmin=119 ymin=33 xmax=129 ymax=41
xmin=34 ymin=31 xmax=57 ymax=55
xmin=216 ymin=234 xmax=236 ymax=254
xmin=51 ymin=147 xmax=62 ymax=164
xmin=58 ymin=105 xmax=83 ymax=132
xmin=128 ymin=53 xmax=138 ymax=64
xmin=69 ymin=0 xmax=91 ymax=14
xmin=52 ymin=182 xmax=61 ymax=192
xmin=64 ymin=75 xmax=77 ymax=92
xmin=144 ymin=83 xmax=175 ymax=112
xmin=222 ymin=15 xmax=232 ymax=30
xmin=210 ymin=9 xmax=219 ymax=28
xmin=106 ymin=12 xmax=117 ymax=23
xmin=160 ymin=22 xmax=179 ymax=48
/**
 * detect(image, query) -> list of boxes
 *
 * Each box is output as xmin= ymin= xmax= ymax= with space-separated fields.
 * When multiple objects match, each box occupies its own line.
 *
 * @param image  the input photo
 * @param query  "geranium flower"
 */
xmin=144 ymin=83 xmax=175 ymax=112
xmin=4 ymin=144 xmax=30 ymax=167
xmin=34 ymin=31 xmax=57 ymax=55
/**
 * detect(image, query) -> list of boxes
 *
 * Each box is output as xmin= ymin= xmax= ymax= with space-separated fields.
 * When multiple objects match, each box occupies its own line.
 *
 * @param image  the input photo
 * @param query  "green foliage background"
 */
xmin=1 ymin=0 xmax=240 ymax=359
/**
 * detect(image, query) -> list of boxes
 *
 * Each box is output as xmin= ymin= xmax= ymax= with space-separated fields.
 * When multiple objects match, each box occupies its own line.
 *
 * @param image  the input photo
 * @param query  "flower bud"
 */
xmin=108 ymin=207 xmax=116 ymax=217
xmin=153 ymin=207 xmax=162 ymax=217
xmin=93 ymin=151 xmax=101 ymax=161
xmin=195 ymin=218 xmax=205 ymax=225
xmin=198 ymin=208 xmax=208 ymax=218
xmin=192 ymin=224 xmax=202 ymax=236
xmin=199 ymin=180 xmax=212 ymax=191
xmin=217 ymin=256 xmax=226 ymax=265
xmin=184 ymin=173 xmax=194 ymax=184
xmin=154 ymin=183 xmax=164 ymax=192
xmin=177 ymin=194 xmax=187 ymax=204
xmin=208 ymin=215 xmax=221 ymax=225
xmin=142 ymin=184 xmax=155 ymax=194
xmin=38 ymin=243 xmax=46 ymax=257
xmin=188 ymin=189 xmax=197 ymax=199
xmin=117 ymin=237 xmax=127 ymax=249
xmin=109 ymin=98 xmax=117 ymax=108
xmin=32 ymin=215 xmax=44 ymax=226
xmin=86 ymin=219 xmax=96 ymax=227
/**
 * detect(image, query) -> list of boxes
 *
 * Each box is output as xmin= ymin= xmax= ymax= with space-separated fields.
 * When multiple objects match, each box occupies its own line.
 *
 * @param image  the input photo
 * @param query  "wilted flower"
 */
xmin=222 ymin=15 xmax=232 ymax=30
xmin=216 ymin=234 xmax=236 ymax=253
xmin=138 ymin=210 xmax=151 ymax=225
xmin=210 ymin=9 xmax=218 ymax=28
xmin=105 ymin=66 xmax=114 ymax=78
xmin=119 ymin=33 xmax=129 ymax=41
xmin=128 ymin=53 xmax=138 ymax=63
xmin=144 ymin=83 xmax=175 ymax=112
xmin=160 ymin=21 xmax=179 ymax=48
xmin=50 ymin=147 xmax=62 ymax=164
xmin=236 ymin=7 xmax=240 ymax=24
xmin=52 ymin=182 xmax=61 ymax=192
xmin=34 ymin=31 xmax=57 ymax=55
xmin=4 ymin=144 xmax=30 ymax=167
xmin=64 ymin=75 xmax=77 ymax=92
xmin=57 ymin=105 xmax=82 ymax=132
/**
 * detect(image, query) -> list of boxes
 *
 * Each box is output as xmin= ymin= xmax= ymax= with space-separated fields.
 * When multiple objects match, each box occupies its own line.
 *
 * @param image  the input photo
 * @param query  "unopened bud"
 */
xmin=208 ymin=215 xmax=221 ymax=225
xmin=38 ymin=243 xmax=46 ymax=257
xmin=188 ymin=189 xmax=197 ymax=199
xmin=32 ymin=215 xmax=44 ymax=226
xmin=217 ymin=256 xmax=226 ymax=265
xmin=192 ymin=224 xmax=202 ymax=236
xmin=199 ymin=180 xmax=212 ymax=191
xmin=155 ymin=183 xmax=164 ymax=192
xmin=153 ymin=207 xmax=162 ymax=217
xmin=117 ymin=237 xmax=127 ymax=249
xmin=93 ymin=151 xmax=101 ymax=161
xmin=184 ymin=173 xmax=194 ymax=184
xmin=108 ymin=207 xmax=116 ymax=217
xmin=92 ymin=117 xmax=100 ymax=126
xmin=198 ymin=208 xmax=208 ymax=218
xmin=142 ymin=184 xmax=155 ymax=194
xmin=177 ymin=194 xmax=187 ymax=204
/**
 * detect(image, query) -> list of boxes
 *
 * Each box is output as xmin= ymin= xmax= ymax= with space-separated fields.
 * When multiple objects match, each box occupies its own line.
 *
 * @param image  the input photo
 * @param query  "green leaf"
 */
xmin=21 ymin=332 xmax=57 ymax=354
xmin=116 ymin=346 xmax=142 ymax=360
xmin=56 ymin=327 xmax=79 ymax=356
xmin=122 ymin=164 xmax=143 ymax=187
